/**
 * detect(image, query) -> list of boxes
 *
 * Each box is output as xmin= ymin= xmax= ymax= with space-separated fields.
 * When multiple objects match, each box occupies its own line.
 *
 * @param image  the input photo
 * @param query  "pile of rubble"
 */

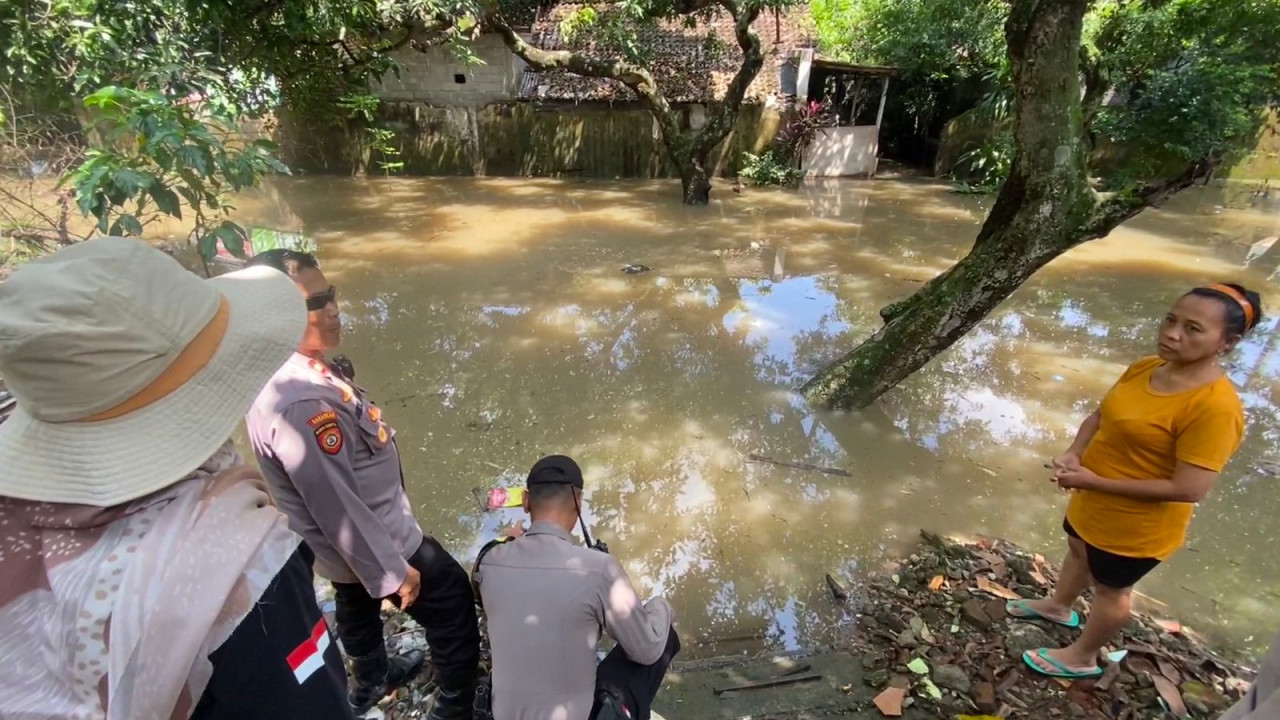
xmin=327 ymin=529 xmax=1260 ymax=719
xmin=843 ymin=531 xmax=1255 ymax=719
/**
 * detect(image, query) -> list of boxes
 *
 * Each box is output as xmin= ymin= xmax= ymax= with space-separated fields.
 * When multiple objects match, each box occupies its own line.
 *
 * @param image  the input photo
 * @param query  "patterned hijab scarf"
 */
xmin=0 ymin=442 xmax=300 ymax=719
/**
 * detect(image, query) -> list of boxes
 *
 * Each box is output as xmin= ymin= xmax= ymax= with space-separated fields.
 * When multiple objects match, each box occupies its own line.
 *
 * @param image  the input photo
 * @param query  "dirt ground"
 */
xmin=371 ymin=530 xmax=1257 ymax=720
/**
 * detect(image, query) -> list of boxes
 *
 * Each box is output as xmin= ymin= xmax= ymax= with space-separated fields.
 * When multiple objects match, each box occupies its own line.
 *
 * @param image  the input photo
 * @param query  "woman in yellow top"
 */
xmin=1013 ymin=283 xmax=1263 ymax=679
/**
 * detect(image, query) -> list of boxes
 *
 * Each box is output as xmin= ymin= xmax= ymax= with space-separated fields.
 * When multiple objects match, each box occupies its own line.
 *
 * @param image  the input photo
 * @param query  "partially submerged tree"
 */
xmin=484 ymin=0 xmax=793 ymax=205
xmin=803 ymin=0 xmax=1280 ymax=409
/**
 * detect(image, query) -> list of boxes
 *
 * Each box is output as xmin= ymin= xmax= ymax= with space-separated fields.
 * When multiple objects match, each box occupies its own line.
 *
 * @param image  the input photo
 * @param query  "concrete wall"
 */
xmin=802 ymin=126 xmax=880 ymax=177
xmin=278 ymin=101 xmax=783 ymax=179
xmin=374 ymin=34 xmax=525 ymax=107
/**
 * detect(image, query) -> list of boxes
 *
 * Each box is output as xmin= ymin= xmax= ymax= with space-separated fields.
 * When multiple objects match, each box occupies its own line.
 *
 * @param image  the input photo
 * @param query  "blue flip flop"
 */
xmin=1006 ymin=599 xmax=1082 ymax=629
xmin=1022 ymin=648 xmax=1103 ymax=680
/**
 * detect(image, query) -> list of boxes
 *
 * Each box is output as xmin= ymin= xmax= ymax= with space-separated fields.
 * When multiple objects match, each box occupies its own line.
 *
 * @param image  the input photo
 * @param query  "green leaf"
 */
xmin=83 ymin=86 xmax=132 ymax=109
xmin=261 ymin=155 xmax=291 ymax=174
xmin=177 ymin=168 xmax=205 ymax=195
xmin=178 ymin=145 xmax=213 ymax=176
xmin=176 ymin=185 xmax=202 ymax=211
xmin=214 ymin=221 xmax=249 ymax=259
xmin=108 ymin=214 xmax=144 ymax=236
xmin=150 ymin=185 xmax=182 ymax=219
xmin=109 ymin=169 xmax=151 ymax=200
xmin=197 ymin=231 xmax=219 ymax=262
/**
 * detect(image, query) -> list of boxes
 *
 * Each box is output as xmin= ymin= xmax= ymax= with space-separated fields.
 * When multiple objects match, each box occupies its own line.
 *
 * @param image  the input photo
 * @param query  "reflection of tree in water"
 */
xmin=332 ymin=267 xmax=877 ymax=651
xmin=340 ymin=261 xmax=1036 ymax=652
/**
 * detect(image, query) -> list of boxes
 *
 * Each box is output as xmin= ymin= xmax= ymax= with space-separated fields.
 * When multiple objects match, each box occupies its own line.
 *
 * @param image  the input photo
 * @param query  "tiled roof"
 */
xmin=517 ymin=3 xmax=816 ymax=103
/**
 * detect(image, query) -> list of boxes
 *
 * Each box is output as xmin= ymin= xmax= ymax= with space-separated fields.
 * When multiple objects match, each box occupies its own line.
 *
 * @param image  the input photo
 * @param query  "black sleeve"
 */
xmin=191 ymin=546 xmax=355 ymax=720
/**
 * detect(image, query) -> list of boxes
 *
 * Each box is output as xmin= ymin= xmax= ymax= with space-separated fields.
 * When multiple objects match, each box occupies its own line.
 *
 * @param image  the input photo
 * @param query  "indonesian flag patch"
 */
xmin=307 ymin=410 xmax=344 ymax=455
xmin=288 ymin=618 xmax=333 ymax=684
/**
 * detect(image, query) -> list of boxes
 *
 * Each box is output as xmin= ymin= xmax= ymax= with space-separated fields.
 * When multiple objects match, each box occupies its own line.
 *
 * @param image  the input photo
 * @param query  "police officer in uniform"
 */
xmin=474 ymin=455 xmax=679 ymax=720
xmin=244 ymin=250 xmax=480 ymax=719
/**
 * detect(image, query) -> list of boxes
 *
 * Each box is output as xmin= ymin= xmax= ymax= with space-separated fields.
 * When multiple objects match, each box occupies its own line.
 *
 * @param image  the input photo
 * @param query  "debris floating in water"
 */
xmin=825 ymin=573 xmax=849 ymax=603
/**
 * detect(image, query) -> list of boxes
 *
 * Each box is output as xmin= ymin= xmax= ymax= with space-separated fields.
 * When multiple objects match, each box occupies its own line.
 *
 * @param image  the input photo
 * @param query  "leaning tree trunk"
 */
xmin=802 ymin=0 xmax=1211 ymax=410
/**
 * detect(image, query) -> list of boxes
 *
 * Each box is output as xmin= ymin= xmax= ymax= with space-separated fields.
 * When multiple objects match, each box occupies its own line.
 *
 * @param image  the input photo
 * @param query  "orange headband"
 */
xmin=1202 ymin=283 xmax=1255 ymax=330
xmin=80 ymin=297 xmax=230 ymax=422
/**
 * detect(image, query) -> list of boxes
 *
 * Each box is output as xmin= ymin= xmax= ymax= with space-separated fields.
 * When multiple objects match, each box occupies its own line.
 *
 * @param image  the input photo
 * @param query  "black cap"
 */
xmin=526 ymin=455 xmax=584 ymax=489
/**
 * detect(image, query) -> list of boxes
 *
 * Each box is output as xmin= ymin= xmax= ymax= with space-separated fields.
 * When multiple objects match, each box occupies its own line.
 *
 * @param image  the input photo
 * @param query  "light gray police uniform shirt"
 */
xmin=474 ymin=522 xmax=673 ymax=720
xmin=246 ymin=352 xmax=422 ymax=597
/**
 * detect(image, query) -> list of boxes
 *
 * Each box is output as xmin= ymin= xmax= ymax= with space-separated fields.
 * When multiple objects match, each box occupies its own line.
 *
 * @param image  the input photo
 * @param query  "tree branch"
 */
xmin=690 ymin=0 xmax=763 ymax=156
xmin=486 ymin=15 xmax=684 ymax=162
xmin=375 ymin=27 xmax=416 ymax=54
xmin=662 ymin=0 xmax=720 ymax=16
xmin=1080 ymin=154 xmax=1218 ymax=243
xmin=1080 ymin=44 xmax=1107 ymax=140
xmin=248 ymin=0 xmax=287 ymax=18
xmin=403 ymin=14 xmax=462 ymax=51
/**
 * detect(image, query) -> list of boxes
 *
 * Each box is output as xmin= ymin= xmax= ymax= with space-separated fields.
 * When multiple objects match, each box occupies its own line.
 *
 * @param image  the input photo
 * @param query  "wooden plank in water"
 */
xmin=713 ymin=673 xmax=824 ymax=695
xmin=745 ymin=454 xmax=852 ymax=477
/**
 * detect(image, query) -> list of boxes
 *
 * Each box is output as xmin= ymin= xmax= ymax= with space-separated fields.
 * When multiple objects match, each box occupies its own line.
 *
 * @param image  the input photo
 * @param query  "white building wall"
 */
xmin=374 ymin=34 xmax=525 ymax=106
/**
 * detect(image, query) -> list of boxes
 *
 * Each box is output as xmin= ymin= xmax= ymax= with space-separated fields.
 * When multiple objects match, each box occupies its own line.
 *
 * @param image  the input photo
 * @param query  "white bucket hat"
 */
xmin=0 ymin=236 xmax=305 ymax=506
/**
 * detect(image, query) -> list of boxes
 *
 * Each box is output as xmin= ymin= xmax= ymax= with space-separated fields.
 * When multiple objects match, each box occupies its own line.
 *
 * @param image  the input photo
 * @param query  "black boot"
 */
xmin=423 ymin=680 xmax=476 ymax=720
xmin=348 ymin=647 xmax=428 ymax=716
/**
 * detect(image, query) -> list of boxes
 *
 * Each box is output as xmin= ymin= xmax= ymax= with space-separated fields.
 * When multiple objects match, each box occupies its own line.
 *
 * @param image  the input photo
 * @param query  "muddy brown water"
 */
xmin=224 ymin=174 xmax=1279 ymax=659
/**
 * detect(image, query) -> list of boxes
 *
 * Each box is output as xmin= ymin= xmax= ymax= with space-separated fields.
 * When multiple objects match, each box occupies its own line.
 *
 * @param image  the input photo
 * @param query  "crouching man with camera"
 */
xmin=473 ymin=455 xmax=680 ymax=720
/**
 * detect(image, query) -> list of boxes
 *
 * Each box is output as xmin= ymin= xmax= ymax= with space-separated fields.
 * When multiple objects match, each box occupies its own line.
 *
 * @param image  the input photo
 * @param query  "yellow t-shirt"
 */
xmin=1065 ymin=356 xmax=1244 ymax=560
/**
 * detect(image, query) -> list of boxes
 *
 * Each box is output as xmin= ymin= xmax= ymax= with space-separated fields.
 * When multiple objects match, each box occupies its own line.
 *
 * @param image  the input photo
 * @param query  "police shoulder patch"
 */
xmin=306 ymin=410 xmax=338 ymax=428
xmin=307 ymin=410 xmax=344 ymax=455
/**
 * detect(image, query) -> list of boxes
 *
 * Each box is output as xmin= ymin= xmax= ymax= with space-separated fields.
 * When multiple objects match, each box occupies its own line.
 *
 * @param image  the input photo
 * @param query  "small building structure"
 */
xmin=375 ymin=34 xmax=529 ymax=107
xmin=794 ymin=54 xmax=895 ymax=177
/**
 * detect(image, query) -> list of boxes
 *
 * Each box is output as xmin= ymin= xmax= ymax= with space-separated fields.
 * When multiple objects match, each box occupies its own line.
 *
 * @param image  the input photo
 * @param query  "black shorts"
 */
xmin=1063 ymin=518 xmax=1161 ymax=589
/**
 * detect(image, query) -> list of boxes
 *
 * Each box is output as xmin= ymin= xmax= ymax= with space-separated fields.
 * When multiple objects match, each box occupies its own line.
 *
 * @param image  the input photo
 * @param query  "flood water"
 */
xmin=230 ymin=174 xmax=1280 ymax=659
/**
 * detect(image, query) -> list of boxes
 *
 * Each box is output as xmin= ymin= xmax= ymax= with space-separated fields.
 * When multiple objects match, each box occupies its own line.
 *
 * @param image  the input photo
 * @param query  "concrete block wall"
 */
xmin=375 ymin=34 xmax=525 ymax=107
xmin=279 ymin=101 xmax=782 ymax=179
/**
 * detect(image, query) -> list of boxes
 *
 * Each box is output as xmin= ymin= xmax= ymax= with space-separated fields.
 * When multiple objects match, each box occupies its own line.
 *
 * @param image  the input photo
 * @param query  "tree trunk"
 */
xmin=485 ymin=0 xmax=761 ymax=206
xmin=800 ymin=233 xmax=1064 ymax=408
xmin=802 ymin=0 xmax=1213 ymax=411
xmin=681 ymin=161 xmax=713 ymax=205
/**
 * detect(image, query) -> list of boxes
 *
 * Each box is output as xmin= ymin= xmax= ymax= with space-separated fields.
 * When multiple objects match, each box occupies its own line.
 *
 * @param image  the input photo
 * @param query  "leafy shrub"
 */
xmin=66 ymin=86 xmax=287 ymax=261
xmin=739 ymin=149 xmax=801 ymax=187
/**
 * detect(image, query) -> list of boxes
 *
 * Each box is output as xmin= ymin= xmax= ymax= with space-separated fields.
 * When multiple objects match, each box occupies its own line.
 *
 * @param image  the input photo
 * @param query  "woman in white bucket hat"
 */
xmin=0 ymin=237 xmax=357 ymax=720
